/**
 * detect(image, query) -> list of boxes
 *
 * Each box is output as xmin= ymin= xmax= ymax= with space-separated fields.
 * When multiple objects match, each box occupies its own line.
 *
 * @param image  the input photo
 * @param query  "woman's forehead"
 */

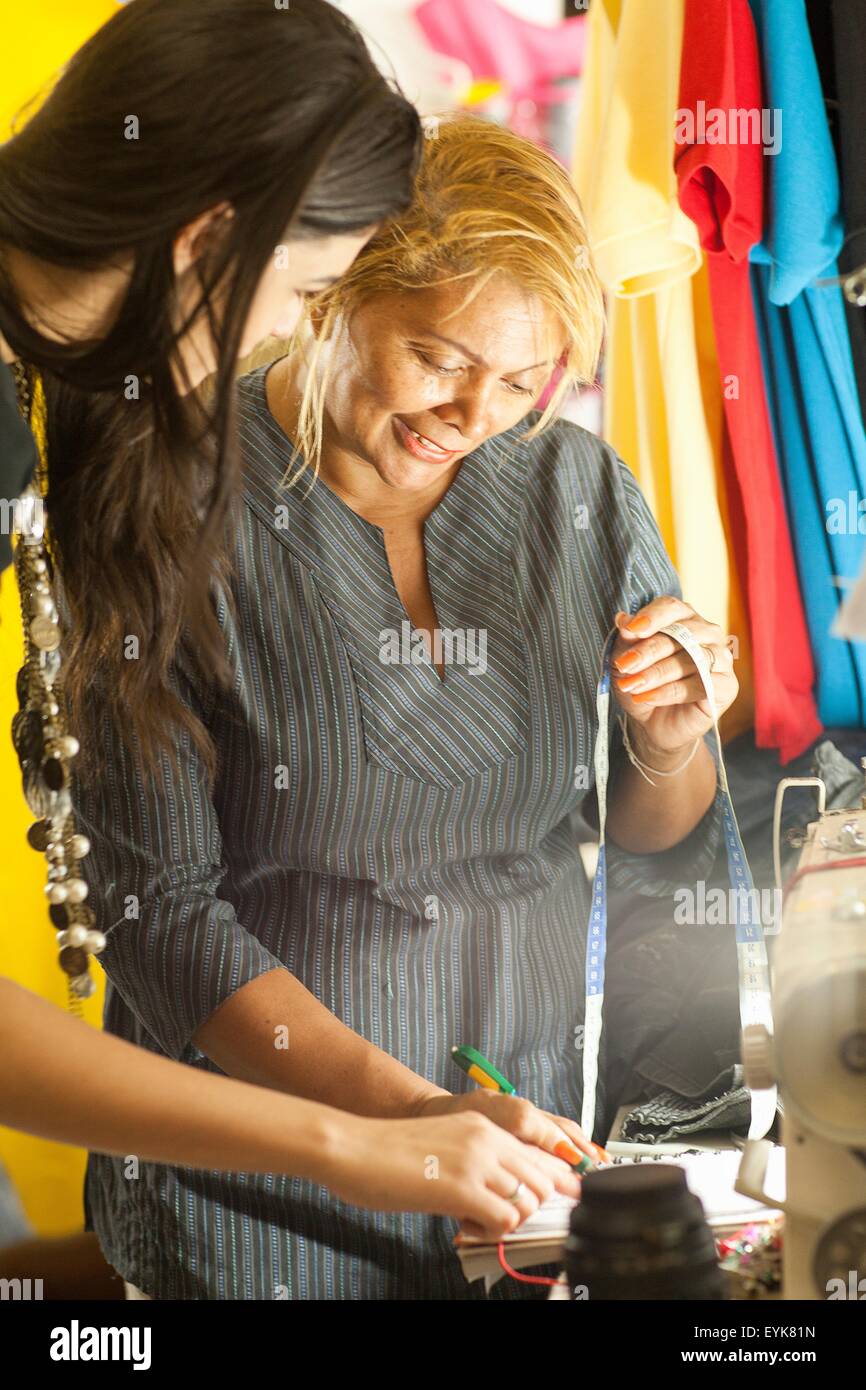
xmin=361 ymin=278 xmax=566 ymax=364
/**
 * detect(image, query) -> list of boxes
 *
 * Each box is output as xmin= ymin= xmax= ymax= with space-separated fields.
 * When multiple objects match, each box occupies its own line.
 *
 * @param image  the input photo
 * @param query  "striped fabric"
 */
xmin=79 ymin=362 xmax=722 ymax=1300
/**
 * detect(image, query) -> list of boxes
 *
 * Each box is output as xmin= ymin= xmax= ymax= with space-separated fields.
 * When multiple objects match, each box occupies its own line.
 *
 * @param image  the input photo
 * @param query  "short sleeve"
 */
xmin=675 ymin=0 xmax=765 ymax=264
xmin=746 ymin=0 xmax=844 ymax=303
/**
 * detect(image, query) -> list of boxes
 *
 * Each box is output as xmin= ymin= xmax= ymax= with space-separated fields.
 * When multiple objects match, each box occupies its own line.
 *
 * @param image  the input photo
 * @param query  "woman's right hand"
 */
xmin=320 ymin=1111 xmax=582 ymax=1240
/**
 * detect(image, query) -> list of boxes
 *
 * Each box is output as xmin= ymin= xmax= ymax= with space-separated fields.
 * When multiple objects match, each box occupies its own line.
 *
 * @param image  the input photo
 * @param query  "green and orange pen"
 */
xmin=450 ymin=1044 xmax=610 ymax=1174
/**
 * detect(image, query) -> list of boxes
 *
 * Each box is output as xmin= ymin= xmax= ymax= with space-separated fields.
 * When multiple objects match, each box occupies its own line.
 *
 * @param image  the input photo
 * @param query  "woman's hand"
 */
xmin=324 ymin=1110 xmax=584 ymax=1241
xmin=413 ymin=1090 xmax=598 ymax=1165
xmin=610 ymin=596 xmax=738 ymax=756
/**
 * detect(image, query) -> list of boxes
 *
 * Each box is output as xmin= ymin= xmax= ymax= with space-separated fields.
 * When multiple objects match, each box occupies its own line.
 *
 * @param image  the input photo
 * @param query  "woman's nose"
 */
xmin=271 ymin=295 xmax=303 ymax=339
xmin=440 ymin=383 xmax=495 ymax=443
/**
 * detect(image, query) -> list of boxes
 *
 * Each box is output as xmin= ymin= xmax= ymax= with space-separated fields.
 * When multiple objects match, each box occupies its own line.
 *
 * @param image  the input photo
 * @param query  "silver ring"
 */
xmin=700 ymin=644 xmax=717 ymax=673
xmin=508 ymin=1181 xmax=526 ymax=1204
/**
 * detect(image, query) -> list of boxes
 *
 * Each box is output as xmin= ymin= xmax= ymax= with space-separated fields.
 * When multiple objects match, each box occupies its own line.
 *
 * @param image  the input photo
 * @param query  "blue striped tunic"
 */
xmin=80 ymin=362 xmax=722 ymax=1299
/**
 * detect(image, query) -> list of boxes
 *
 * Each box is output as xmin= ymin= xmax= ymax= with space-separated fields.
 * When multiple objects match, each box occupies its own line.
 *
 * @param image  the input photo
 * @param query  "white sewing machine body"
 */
xmin=741 ymin=800 xmax=866 ymax=1299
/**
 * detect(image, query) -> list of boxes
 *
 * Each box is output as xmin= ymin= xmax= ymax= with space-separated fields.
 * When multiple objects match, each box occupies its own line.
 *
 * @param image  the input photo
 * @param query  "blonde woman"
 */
xmin=1 ymin=1 xmax=577 ymax=1270
xmin=78 ymin=118 xmax=737 ymax=1300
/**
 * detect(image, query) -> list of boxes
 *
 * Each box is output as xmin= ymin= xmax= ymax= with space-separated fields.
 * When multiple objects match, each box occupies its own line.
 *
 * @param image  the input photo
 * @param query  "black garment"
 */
xmin=603 ymin=725 xmax=866 ymax=1135
xmin=602 ymin=843 xmax=741 ymax=1142
xmin=0 ymin=360 xmax=37 ymax=571
xmin=808 ymin=0 xmax=866 ymax=431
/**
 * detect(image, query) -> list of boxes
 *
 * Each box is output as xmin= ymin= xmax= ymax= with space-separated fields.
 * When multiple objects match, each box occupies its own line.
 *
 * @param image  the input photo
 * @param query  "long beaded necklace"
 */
xmin=10 ymin=360 xmax=105 ymax=1007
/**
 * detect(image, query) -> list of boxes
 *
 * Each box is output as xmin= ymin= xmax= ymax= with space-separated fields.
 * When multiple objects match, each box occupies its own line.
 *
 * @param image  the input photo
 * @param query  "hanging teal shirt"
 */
xmin=748 ymin=0 xmax=866 ymax=724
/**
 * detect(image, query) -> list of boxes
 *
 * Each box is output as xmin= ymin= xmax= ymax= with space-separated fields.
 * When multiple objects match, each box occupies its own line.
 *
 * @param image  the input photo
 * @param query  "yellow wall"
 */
xmin=0 ymin=1 xmax=118 ymax=1236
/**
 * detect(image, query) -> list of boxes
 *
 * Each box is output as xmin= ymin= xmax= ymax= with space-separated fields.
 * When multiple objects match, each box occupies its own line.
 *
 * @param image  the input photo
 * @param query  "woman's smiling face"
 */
xmin=320 ymin=275 xmax=567 ymax=491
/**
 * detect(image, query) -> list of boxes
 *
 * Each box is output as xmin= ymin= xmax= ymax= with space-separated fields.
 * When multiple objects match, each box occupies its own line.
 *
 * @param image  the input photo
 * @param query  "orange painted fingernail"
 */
xmin=554 ymin=1140 xmax=584 ymax=1165
xmin=626 ymin=617 xmax=652 ymax=635
xmin=593 ymin=1144 xmax=611 ymax=1163
xmin=613 ymin=651 xmax=641 ymax=671
xmin=631 ymin=690 xmax=657 ymax=703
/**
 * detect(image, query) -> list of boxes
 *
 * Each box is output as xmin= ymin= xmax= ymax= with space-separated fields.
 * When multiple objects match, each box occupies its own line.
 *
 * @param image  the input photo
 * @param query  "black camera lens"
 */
xmin=564 ymin=1164 xmax=727 ymax=1300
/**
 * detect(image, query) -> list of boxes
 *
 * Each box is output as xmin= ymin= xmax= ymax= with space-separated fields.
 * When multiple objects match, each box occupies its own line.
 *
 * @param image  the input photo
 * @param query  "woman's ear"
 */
xmin=173 ymin=202 xmax=235 ymax=276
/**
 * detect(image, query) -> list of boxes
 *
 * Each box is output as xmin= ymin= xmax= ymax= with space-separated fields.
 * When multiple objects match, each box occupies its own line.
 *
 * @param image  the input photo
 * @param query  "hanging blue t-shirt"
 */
xmin=748 ymin=0 xmax=866 ymax=725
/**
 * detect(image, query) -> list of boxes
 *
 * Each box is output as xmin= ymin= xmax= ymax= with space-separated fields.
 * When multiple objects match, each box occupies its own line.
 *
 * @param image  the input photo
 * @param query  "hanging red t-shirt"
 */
xmin=675 ymin=0 xmax=820 ymax=761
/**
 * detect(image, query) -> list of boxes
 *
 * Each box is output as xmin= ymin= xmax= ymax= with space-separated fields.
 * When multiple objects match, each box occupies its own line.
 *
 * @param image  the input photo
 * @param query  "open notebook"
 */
xmin=456 ymin=1143 xmax=786 ymax=1289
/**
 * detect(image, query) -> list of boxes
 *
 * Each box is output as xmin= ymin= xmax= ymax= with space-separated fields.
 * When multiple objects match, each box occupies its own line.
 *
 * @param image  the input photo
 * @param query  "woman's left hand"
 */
xmin=610 ymin=596 xmax=738 ymax=755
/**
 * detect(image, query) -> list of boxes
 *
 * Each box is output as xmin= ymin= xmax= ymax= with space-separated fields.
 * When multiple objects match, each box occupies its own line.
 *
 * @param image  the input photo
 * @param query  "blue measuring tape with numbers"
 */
xmin=581 ymin=622 xmax=776 ymax=1143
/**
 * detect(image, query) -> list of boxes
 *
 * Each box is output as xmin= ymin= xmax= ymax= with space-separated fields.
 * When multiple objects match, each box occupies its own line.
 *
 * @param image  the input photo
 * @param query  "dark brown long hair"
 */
xmin=0 ymin=0 xmax=420 ymax=776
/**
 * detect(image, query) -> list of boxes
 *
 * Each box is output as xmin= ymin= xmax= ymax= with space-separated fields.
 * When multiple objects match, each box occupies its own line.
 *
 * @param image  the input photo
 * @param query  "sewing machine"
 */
xmin=739 ymin=782 xmax=866 ymax=1300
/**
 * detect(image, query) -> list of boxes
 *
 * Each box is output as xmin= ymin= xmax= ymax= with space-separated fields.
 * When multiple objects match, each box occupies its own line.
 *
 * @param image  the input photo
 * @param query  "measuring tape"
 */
xmin=581 ymin=621 xmax=777 ymax=1143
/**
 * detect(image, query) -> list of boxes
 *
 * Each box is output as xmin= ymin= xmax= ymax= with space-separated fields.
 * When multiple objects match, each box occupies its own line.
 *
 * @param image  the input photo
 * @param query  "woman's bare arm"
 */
xmin=0 ymin=974 xmax=337 ymax=1175
xmin=605 ymin=725 xmax=717 ymax=853
xmin=0 ymin=975 xmax=581 ymax=1235
xmin=193 ymin=966 xmax=448 ymax=1118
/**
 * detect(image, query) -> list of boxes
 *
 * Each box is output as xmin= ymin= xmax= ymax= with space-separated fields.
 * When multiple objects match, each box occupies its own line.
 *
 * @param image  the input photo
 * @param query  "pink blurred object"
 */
xmin=414 ymin=0 xmax=586 ymax=105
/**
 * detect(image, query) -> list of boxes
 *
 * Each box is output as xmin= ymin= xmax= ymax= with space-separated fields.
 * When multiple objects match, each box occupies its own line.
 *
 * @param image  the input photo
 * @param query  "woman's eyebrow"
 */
xmin=416 ymin=330 xmax=551 ymax=374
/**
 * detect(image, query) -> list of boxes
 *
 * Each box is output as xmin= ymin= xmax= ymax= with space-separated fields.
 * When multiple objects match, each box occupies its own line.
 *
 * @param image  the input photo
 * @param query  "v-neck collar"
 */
xmin=239 ymin=359 xmax=527 ymax=620
xmin=236 ymin=362 xmax=533 ymax=783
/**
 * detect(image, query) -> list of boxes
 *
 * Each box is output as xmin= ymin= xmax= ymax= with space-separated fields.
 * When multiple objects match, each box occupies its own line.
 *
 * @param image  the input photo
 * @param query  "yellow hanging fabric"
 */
xmin=0 ymin=1 xmax=117 ymax=1237
xmin=573 ymin=0 xmax=755 ymax=741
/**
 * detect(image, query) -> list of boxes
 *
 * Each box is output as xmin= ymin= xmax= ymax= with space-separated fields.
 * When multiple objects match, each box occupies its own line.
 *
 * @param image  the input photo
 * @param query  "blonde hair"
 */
xmin=288 ymin=115 xmax=604 ymax=473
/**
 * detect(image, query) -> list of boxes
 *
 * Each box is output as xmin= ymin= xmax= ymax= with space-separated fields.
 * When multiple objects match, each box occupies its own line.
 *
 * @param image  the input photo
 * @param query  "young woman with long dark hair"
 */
xmin=0 ymin=0 xmax=582 ymax=1245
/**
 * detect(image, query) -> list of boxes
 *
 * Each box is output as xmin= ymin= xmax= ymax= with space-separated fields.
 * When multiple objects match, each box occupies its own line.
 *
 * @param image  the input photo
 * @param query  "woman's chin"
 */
xmin=373 ymin=433 xmax=464 ymax=490
xmin=376 ymin=454 xmax=448 ymax=491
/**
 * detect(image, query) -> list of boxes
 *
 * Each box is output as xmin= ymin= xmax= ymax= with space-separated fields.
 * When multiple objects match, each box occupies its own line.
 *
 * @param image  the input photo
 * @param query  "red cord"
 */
xmin=782 ymin=854 xmax=866 ymax=905
xmin=496 ymin=1244 xmax=558 ymax=1286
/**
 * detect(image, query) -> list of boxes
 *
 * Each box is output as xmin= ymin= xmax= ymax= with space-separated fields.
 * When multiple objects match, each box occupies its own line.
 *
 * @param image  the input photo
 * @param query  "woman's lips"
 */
xmin=393 ymin=417 xmax=459 ymax=464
